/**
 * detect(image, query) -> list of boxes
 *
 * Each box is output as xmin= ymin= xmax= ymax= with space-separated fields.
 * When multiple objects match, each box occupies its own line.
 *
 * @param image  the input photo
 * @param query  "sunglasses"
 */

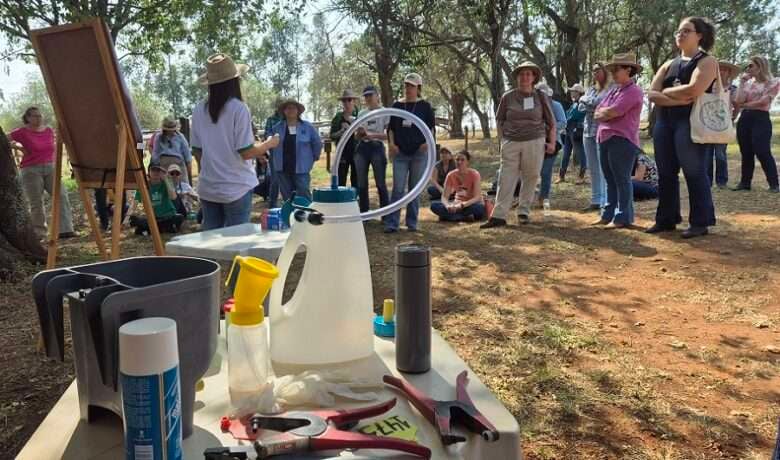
xmin=170 ymin=171 xmax=181 ymax=176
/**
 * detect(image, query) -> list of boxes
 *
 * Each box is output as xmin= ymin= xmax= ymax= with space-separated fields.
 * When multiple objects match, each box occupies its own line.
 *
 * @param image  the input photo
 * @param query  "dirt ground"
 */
xmin=2 ymin=134 xmax=780 ymax=459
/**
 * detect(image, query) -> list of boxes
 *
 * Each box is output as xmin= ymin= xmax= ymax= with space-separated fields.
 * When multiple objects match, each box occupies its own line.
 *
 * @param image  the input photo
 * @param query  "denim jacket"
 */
xmin=578 ymin=84 xmax=615 ymax=138
xmin=269 ymin=120 xmax=323 ymax=174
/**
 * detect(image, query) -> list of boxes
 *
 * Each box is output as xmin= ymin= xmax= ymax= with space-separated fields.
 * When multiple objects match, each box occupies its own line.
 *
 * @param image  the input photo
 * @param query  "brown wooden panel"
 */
xmin=30 ymin=19 xmax=143 ymax=188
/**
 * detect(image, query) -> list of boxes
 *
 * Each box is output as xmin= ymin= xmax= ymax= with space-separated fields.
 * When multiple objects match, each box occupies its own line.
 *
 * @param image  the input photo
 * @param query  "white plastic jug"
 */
xmin=269 ymin=189 xmax=374 ymax=365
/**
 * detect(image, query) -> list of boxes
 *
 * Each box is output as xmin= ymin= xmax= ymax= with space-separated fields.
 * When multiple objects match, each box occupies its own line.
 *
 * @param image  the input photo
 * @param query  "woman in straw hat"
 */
xmin=578 ymin=63 xmax=613 ymax=212
xmin=590 ymin=52 xmax=644 ymax=229
xmin=647 ymin=17 xmax=719 ymax=238
xmin=481 ymin=61 xmax=556 ymax=228
xmin=153 ymin=116 xmax=193 ymax=184
xmin=704 ymin=60 xmax=740 ymax=189
xmin=267 ymin=98 xmax=323 ymax=202
xmin=190 ymin=53 xmax=280 ymax=230
xmin=732 ymin=56 xmax=780 ymax=193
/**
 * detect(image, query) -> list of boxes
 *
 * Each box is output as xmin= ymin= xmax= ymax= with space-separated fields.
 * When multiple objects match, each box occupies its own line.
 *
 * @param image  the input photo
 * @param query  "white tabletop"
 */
xmin=18 ymin=328 xmax=522 ymax=460
xmin=166 ymin=223 xmax=291 ymax=262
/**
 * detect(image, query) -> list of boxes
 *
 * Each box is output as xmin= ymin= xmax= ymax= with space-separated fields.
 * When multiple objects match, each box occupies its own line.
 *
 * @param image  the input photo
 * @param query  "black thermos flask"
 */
xmin=395 ymin=244 xmax=431 ymax=373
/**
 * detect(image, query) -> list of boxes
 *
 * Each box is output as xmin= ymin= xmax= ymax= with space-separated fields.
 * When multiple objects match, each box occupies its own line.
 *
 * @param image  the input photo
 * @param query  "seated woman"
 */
xmin=430 ymin=151 xmax=485 ymax=222
xmin=428 ymin=146 xmax=456 ymax=200
xmin=633 ymin=152 xmax=659 ymax=200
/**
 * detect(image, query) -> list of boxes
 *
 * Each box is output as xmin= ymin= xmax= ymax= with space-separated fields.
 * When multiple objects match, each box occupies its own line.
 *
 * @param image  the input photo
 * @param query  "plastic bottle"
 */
xmin=543 ymin=199 xmax=551 ymax=217
xmin=226 ymin=256 xmax=279 ymax=410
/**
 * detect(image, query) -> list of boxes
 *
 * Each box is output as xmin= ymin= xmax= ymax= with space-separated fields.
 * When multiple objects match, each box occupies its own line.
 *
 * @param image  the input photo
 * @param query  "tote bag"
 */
xmin=690 ymin=69 xmax=736 ymax=144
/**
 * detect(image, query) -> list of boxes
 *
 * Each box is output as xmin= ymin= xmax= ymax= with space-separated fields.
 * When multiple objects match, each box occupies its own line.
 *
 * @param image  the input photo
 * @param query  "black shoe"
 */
xmin=480 ymin=218 xmax=507 ymax=229
xmin=769 ymin=186 xmax=779 ymax=193
xmin=518 ymin=214 xmax=530 ymax=224
xmin=681 ymin=226 xmax=708 ymax=239
xmin=57 ymin=231 xmax=77 ymax=239
xmin=731 ymin=184 xmax=751 ymax=191
xmin=406 ymin=227 xmax=418 ymax=232
xmin=581 ymin=204 xmax=601 ymax=212
xmin=645 ymin=224 xmax=676 ymax=234
xmin=383 ymin=227 xmax=398 ymax=234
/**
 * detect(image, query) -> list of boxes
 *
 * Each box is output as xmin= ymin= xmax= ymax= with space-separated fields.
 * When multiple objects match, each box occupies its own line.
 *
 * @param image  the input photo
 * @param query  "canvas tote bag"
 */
xmin=690 ymin=69 xmax=736 ymax=144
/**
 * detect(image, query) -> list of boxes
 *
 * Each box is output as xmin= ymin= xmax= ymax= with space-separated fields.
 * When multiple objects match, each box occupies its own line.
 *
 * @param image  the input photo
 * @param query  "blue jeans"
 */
xmin=428 ymin=185 xmax=442 ymax=201
xmin=539 ymin=153 xmax=558 ymax=199
xmin=705 ymin=144 xmax=728 ymax=187
xmin=653 ymin=117 xmax=716 ymax=228
xmin=276 ymin=172 xmax=312 ymax=202
xmin=201 ymin=190 xmax=253 ymax=230
xmin=354 ymin=141 xmax=389 ymax=213
xmin=268 ymin=157 xmax=280 ymax=208
xmin=599 ymin=136 xmax=638 ymax=225
xmin=633 ymin=180 xmax=658 ymax=200
xmin=430 ymin=201 xmax=486 ymax=222
xmin=584 ymin=136 xmax=606 ymax=206
xmin=560 ymin=133 xmax=586 ymax=178
xmin=386 ymin=151 xmax=426 ymax=230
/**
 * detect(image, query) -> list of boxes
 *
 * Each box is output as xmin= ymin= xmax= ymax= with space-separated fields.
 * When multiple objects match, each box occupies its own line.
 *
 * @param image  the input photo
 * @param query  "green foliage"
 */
xmin=249 ymin=11 xmax=305 ymax=97
xmin=0 ymin=73 xmax=53 ymax=131
xmin=130 ymin=87 xmax=171 ymax=131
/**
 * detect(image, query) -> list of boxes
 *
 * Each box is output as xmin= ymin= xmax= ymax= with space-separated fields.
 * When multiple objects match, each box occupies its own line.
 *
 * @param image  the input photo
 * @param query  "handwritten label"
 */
xmin=357 ymin=415 xmax=418 ymax=442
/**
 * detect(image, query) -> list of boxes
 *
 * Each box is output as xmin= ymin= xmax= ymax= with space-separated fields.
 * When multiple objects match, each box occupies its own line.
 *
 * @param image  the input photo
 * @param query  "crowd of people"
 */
xmin=8 ymin=16 xmax=779 ymax=241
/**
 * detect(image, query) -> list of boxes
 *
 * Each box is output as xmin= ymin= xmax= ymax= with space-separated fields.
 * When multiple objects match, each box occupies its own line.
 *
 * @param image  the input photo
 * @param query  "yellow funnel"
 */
xmin=227 ymin=256 xmax=279 ymax=326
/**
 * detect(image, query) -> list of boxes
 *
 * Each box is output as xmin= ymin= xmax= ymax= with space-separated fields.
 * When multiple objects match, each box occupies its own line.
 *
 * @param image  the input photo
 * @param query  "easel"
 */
xmin=31 ymin=19 xmax=164 ymax=268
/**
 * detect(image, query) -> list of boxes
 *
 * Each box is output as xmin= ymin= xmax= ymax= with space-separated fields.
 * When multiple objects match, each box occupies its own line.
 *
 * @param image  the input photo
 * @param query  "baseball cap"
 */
xmin=404 ymin=73 xmax=423 ymax=86
xmin=167 ymin=164 xmax=182 ymax=174
xmin=149 ymin=162 xmax=165 ymax=171
xmin=362 ymin=85 xmax=378 ymax=96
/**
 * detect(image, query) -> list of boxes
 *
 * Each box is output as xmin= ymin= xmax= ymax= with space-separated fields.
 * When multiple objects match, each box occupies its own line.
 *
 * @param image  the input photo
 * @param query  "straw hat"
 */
xmin=278 ymin=98 xmax=305 ymax=115
xmin=337 ymin=89 xmax=359 ymax=101
xmin=161 ymin=116 xmax=179 ymax=131
xmin=567 ymin=83 xmax=586 ymax=94
xmin=604 ymin=52 xmax=643 ymax=73
xmin=718 ymin=60 xmax=740 ymax=80
xmin=511 ymin=61 xmax=542 ymax=83
xmin=197 ymin=53 xmax=250 ymax=86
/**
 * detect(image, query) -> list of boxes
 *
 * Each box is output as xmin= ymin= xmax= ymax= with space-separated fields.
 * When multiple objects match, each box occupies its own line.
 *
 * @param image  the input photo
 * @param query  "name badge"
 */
xmin=288 ymin=126 xmax=297 ymax=135
xmin=523 ymin=97 xmax=534 ymax=110
xmin=402 ymin=119 xmax=412 ymax=127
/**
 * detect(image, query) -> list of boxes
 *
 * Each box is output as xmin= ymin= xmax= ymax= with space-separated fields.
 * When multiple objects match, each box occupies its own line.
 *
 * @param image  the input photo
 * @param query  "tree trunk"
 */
xmin=449 ymin=92 xmax=465 ymax=139
xmin=0 ymin=126 xmax=46 ymax=277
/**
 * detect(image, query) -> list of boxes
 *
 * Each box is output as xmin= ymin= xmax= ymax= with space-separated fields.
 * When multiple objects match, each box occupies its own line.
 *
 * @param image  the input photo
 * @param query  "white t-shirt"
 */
xmin=191 ymin=98 xmax=258 ymax=203
xmin=357 ymin=107 xmax=390 ymax=139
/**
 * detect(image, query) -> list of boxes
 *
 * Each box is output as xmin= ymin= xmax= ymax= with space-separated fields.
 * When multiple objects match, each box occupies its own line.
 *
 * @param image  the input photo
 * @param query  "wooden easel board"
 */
xmin=30 ymin=18 xmax=164 ymax=264
xmin=30 ymin=19 xmax=143 ymax=188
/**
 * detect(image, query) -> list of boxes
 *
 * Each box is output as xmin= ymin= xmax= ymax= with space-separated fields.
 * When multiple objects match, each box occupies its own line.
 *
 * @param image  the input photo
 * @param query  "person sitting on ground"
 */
xmin=168 ymin=164 xmax=198 ymax=216
xmin=428 ymin=146 xmax=456 ymax=200
xmin=153 ymin=116 xmax=193 ymax=184
xmin=127 ymin=163 xmax=184 ymax=235
xmin=430 ymin=151 xmax=485 ymax=222
xmin=632 ymin=152 xmax=659 ymax=201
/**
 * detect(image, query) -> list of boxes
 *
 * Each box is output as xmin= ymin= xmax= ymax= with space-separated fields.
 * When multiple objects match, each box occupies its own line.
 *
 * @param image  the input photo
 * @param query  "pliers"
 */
xmin=219 ymin=398 xmax=431 ymax=459
xmin=383 ymin=371 xmax=500 ymax=446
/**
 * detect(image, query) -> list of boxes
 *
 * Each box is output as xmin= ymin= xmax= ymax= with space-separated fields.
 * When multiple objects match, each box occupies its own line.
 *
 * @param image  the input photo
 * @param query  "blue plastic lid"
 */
xmin=373 ymin=315 xmax=395 ymax=337
xmin=313 ymin=186 xmax=357 ymax=203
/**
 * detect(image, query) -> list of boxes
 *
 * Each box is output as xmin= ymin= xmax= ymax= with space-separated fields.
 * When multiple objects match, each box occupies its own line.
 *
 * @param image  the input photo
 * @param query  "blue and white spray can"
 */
xmin=119 ymin=317 xmax=183 ymax=460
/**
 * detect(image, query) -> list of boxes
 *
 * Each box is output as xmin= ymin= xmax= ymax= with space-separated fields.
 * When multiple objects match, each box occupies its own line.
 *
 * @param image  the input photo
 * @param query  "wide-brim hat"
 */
xmin=338 ymin=89 xmax=359 ymax=101
xmin=161 ymin=116 xmax=179 ymax=131
xmin=567 ymin=83 xmax=586 ymax=94
xmin=605 ymin=52 xmax=642 ymax=73
xmin=718 ymin=61 xmax=740 ymax=79
xmin=278 ymin=98 xmax=305 ymax=115
xmin=511 ymin=61 xmax=542 ymax=83
xmin=197 ymin=53 xmax=250 ymax=86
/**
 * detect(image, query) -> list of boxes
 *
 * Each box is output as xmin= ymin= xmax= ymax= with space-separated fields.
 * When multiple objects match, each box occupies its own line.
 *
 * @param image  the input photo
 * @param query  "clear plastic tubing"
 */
xmin=324 ymin=107 xmax=436 ymax=224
